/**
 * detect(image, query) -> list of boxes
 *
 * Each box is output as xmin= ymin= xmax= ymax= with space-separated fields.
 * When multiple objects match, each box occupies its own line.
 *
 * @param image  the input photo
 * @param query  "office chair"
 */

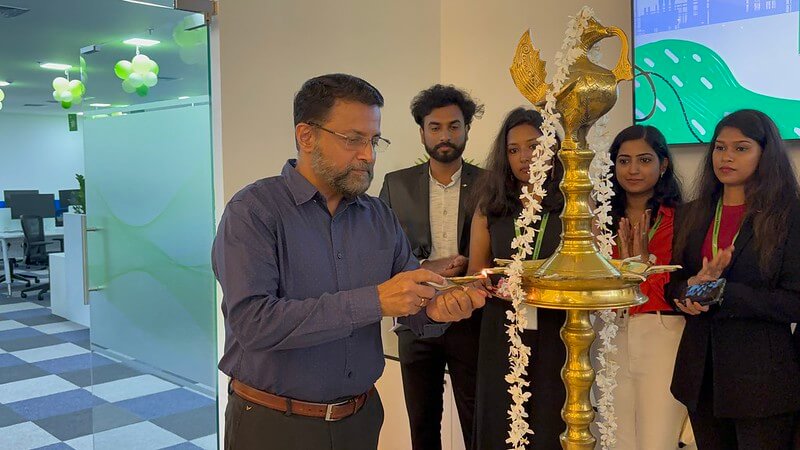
xmin=18 ymin=215 xmax=52 ymax=300
xmin=0 ymin=241 xmax=40 ymax=286
xmin=0 ymin=260 xmax=39 ymax=286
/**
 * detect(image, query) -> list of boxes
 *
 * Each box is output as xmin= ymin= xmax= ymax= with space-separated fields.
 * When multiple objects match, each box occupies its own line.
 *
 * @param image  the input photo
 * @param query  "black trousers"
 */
xmin=397 ymin=312 xmax=481 ymax=450
xmin=690 ymin=357 xmax=797 ymax=450
xmin=224 ymin=389 xmax=384 ymax=450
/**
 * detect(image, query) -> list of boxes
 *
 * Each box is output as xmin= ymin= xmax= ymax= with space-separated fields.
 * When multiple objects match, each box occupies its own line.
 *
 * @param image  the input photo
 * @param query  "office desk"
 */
xmin=1 ymin=228 xmax=64 ymax=295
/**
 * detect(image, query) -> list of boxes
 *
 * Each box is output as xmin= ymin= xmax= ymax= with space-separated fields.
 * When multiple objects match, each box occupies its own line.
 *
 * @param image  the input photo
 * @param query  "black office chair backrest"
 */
xmin=20 ymin=215 xmax=48 ymax=265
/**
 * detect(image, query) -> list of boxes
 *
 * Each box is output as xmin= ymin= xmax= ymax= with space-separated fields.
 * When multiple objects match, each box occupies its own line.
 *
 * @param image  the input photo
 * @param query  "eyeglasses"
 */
xmin=307 ymin=122 xmax=391 ymax=153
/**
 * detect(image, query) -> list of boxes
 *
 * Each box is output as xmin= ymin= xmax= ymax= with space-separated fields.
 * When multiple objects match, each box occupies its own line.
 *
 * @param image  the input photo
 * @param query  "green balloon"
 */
xmin=151 ymin=61 xmax=159 ymax=76
xmin=61 ymin=101 xmax=72 ymax=109
xmin=114 ymin=60 xmax=132 ymax=80
xmin=136 ymin=84 xmax=149 ymax=97
xmin=80 ymin=56 xmax=88 ymax=82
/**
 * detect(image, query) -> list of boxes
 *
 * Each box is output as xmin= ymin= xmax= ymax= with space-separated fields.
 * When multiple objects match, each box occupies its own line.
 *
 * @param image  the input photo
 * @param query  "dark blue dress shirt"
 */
xmin=214 ymin=160 xmax=447 ymax=403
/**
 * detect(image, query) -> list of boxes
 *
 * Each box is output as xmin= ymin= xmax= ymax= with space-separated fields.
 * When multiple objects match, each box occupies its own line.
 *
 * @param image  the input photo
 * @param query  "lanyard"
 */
xmin=515 ymin=212 xmax=550 ymax=260
xmin=712 ymin=198 xmax=741 ymax=259
xmin=648 ymin=213 xmax=662 ymax=241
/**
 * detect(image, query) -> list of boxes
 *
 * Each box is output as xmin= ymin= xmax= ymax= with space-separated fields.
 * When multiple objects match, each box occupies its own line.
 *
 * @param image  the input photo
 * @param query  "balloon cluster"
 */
xmin=173 ymin=14 xmax=207 ymax=65
xmin=114 ymin=54 xmax=159 ymax=97
xmin=0 ymin=88 xmax=5 ymax=111
xmin=52 ymin=77 xmax=86 ymax=109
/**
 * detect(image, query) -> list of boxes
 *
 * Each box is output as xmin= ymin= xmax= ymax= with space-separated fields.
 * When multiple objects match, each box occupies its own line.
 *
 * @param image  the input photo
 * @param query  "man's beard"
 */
xmin=424 ymin=140 xmax=466 ymax=164
xmin=311 ymin=147 xmax=373 ymax=197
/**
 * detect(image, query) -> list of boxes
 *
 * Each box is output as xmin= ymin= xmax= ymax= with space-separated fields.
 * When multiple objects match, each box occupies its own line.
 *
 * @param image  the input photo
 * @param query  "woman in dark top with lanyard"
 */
xmin=467 ymin=107 xmax=566 ymax=450
xmin=668 ymin=109 xmax=800 ymax=449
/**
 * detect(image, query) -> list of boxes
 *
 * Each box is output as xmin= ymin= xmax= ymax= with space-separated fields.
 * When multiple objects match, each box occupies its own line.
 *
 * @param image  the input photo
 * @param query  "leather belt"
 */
xmin=231 ymin=379 xmax=374 ymax=422
xmin=642 ymin=310 xmax=683 ymax=316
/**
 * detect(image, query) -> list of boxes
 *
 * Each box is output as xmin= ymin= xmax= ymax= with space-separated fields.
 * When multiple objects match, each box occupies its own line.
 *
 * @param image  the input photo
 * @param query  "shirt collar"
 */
xmin=282 ymin=159 xmax=319 ymax=206
xmin=282 ymin=159 xmax=366 ymax=207
xmin=428 ymin=163 xmax=463 ymax=188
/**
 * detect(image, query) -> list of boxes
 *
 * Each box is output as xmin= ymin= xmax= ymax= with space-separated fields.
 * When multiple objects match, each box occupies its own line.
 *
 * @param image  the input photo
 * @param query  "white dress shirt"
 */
xmin=428 ymin=164 xmax=462 ymax=261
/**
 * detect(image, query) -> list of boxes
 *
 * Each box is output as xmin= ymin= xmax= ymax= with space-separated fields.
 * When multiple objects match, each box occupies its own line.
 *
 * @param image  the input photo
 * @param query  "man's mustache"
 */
xmin=434 ymin=142 xmax=457 ymax=151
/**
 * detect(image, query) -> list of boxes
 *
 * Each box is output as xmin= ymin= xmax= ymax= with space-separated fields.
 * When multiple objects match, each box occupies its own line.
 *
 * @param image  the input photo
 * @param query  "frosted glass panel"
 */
xmin=83 ymin=102 xmax=216 ymax=387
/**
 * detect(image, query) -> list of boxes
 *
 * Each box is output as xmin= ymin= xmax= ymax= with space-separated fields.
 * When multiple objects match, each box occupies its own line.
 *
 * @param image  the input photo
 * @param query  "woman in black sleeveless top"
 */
xmin=468 ymin=107 xmax=566 ymax=450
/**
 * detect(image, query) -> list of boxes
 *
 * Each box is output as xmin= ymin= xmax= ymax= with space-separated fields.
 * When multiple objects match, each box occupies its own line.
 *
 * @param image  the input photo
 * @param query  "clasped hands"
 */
xmin=377 ymin=269 xmax=487 ymax=323
xmin=617 ymin=209 xmax=652 ymax=262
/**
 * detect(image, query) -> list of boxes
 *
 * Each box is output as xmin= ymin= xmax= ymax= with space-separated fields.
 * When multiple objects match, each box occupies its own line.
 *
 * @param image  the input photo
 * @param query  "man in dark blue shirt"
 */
xmin=213 ymin=73 xmax=487 ymax=450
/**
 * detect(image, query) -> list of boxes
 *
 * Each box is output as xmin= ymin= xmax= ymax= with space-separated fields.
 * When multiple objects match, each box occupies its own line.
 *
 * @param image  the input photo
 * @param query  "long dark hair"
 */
xmin=673 ymin=109 xmax=799 ymax=274
xmin=609 ymin=125 xmax=683 ymax=229
xmin=475 ymin=107 xmax=564 ymax=217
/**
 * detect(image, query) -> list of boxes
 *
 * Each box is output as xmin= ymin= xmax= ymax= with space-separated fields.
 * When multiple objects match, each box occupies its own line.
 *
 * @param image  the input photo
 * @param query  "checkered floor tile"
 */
xmin=0 ymin=285 xmax=217 ymax=449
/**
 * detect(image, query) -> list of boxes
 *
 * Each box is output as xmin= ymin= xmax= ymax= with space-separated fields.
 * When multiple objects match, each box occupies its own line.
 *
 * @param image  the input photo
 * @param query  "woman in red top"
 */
xmin=599 ymin=125 xmax=686 ymax=449
xmin=669 ymin=110 xmax=800 ymax=449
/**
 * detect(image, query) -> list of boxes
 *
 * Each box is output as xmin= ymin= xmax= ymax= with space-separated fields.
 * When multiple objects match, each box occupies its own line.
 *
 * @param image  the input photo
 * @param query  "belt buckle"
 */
xmin=324 ymin=399 xmax=351 ymax=421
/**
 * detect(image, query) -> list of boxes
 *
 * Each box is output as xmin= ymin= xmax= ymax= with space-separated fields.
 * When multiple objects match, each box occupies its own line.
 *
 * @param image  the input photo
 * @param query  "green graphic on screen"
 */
xmin=632 ymin=3 xmax=800 ymax=144
xmin=635 ymin=39 xmax=800 ymax=144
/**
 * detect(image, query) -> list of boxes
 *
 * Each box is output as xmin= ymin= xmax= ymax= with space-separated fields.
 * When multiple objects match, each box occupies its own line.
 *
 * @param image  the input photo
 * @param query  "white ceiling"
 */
xmin=0 ymin=0 xmax=209 ymax=115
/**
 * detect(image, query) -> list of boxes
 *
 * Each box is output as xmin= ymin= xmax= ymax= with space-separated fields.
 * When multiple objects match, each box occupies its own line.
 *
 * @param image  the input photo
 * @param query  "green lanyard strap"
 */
xmin=712 ymin=198 xmax=742 ymax=259
xmin=515 ymin=212 xmax=550 ymax=260
xmin=648 ymin=213 xmax=663 ymax=241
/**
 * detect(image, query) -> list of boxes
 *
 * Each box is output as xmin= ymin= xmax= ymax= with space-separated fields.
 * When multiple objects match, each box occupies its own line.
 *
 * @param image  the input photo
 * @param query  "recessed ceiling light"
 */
xmin=178 ymin=96 xmax=190 ymax=100
xmin=0 ymin=81 xmax=10 ymax=87
xmin=40 ymin=63 xmax=72 ymax=71
xmin=123 ymin=38 xmax=160 ymax=47
xmin=122 ymin=0 xmax=172 ymax=9
xmin=89 ymin=103 xmax=111 ymax=107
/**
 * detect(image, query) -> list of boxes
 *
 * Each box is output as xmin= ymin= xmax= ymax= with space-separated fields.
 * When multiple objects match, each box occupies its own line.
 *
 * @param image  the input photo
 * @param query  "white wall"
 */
xmin=0 ymin=113 xmax=85 ymax=196
xmin=217 ymin=0 xmax=441 ymax=200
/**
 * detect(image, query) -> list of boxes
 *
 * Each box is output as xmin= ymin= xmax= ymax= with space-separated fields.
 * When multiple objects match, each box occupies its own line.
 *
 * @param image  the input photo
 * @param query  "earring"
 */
xmin=660 ymin=171 xmax=665 ymax=179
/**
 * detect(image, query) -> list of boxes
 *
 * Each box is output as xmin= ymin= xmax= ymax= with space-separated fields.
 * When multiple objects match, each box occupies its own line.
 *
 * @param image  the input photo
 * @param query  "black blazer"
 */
xmin=667 ymin=201 xmax=800 ymax=418
xmin=379 ymin=161 xmax=482 ymax=260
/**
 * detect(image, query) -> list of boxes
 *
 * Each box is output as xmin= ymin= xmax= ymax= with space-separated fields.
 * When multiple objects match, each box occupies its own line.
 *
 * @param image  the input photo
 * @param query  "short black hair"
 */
xmin=293 ymin=73 xmax=384 ymax=126
xmin=410 ymin=84 xmax=484 ymax=127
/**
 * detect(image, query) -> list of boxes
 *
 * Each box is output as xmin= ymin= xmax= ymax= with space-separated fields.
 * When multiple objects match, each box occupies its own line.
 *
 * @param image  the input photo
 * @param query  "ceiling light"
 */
xmin=178 ymin=96 xmax=190 ymax=100
xmin=123 ymin=38 xmax=160 ymax=47
xmin=0 ymin=81 xmax=10 ymax=87
xmin=40 ymin=63 xmax=72 ymax=71
xmin=122 ymin=0 xmax=172 ymax=9
xmin=89 ymin=103 xmax=111 ymax=107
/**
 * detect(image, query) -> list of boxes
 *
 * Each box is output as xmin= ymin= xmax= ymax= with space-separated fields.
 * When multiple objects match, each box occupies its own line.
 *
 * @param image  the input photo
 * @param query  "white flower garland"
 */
xmin=502 ymin=7 xmax=596 ymax=450
xmin=588 ymin=111 xmax=621 ymax=450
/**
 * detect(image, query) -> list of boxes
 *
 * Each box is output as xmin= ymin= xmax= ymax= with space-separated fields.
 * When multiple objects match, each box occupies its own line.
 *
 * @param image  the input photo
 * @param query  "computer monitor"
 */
xmin=3 ymin=190 xmax=39 ymax=202
xmin=7 ymin=194 xmax=56 ymax=219
xmin=58 ymin=189 xmax=81 ymax=207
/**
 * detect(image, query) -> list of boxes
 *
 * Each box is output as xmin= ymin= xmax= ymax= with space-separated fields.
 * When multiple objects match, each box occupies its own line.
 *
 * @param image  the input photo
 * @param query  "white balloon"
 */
xmin=68 ymin=79 xmax=82 ymax=90
xmin=0 ymin=88 xmax=4 ymax=102
xmin=143 ymin=72 xmax=158 ymax=88
xmin=132 ymin=54 xmax=151 ymax=74
xmin=60 ymin=91 xmax=73 ymax=102
xmin=146 ymin=59 xmax=158 ymax=73
xmin=53 ymin=77 xmax=69 ymax=92
xmin=121 ymin=80 xmax=136 ymax=93
xmin=128 ymin=72 xmax=145 ymax=88
xmin=52 ymin=90 xmax=60 ymax=101
xmin=0 ymin=101 xmax=3 ymax=111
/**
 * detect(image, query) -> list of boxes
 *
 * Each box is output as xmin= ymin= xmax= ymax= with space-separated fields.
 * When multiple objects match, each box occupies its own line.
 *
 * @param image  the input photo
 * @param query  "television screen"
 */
xmin=632 ymin=1 xmax=800 ymax=144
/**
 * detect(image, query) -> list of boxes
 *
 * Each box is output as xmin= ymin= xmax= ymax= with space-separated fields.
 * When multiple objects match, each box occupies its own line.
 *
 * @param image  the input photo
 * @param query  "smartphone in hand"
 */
xmin=681 ymin=278 xmax=727 ymax=306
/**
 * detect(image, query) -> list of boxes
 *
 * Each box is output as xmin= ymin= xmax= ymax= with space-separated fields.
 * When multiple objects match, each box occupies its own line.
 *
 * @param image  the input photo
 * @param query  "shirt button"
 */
xmin=443 ymin=232 xmax=448 ymax=238
xmin=443 ymin=210 xmax=448 ymax=215
xmin=337 ymin=252 xmax=343 ymax=259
